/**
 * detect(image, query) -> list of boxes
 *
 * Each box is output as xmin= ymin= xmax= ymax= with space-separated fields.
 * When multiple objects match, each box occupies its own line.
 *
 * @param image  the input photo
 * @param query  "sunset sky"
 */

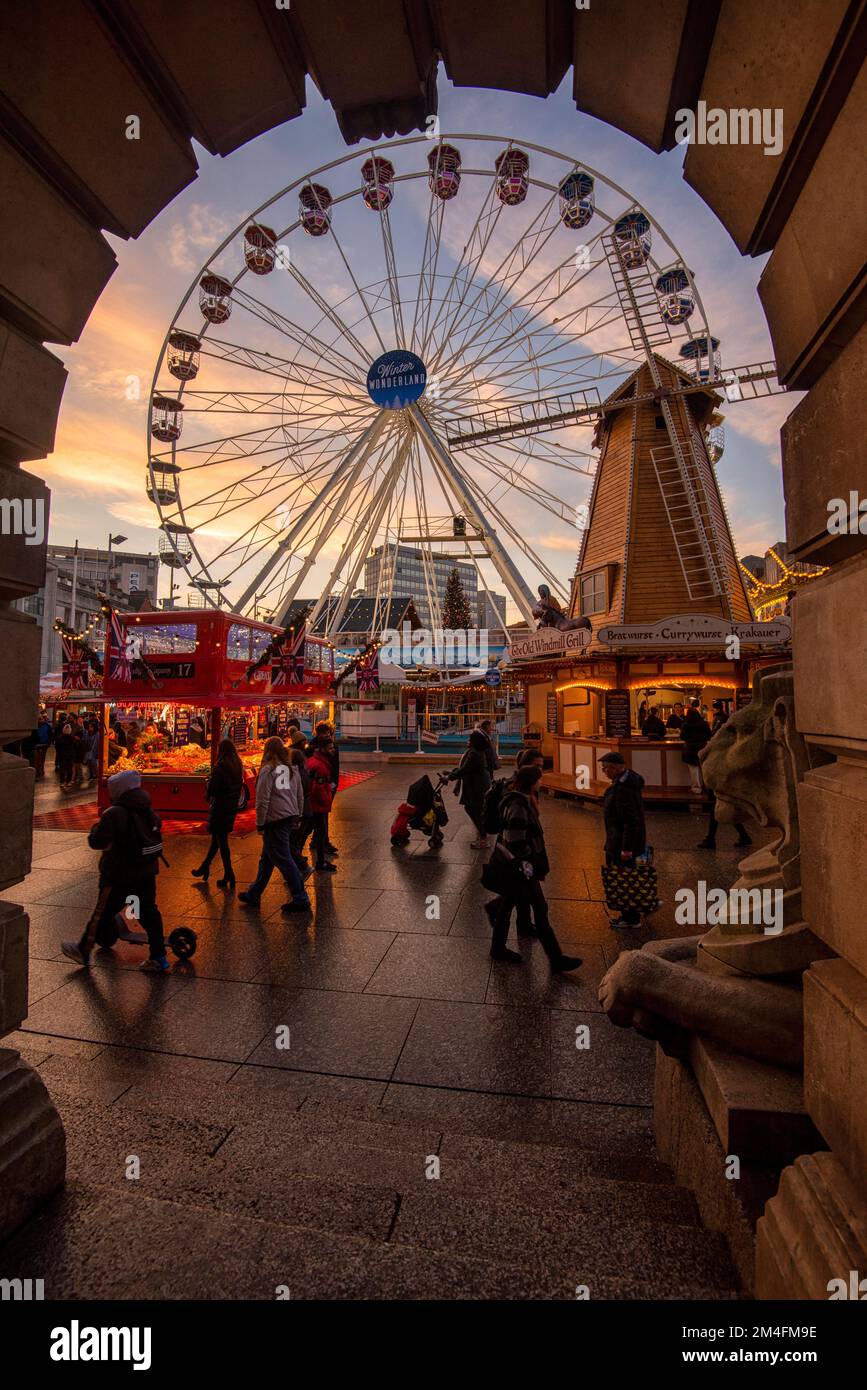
xmin=42 ymin=74 xmax=797 ymax=615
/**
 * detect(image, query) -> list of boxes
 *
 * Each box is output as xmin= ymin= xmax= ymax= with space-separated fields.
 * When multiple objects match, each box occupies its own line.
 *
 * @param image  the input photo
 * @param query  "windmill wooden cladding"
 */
xmin=572 ymin=359 xmax=753 ymax=627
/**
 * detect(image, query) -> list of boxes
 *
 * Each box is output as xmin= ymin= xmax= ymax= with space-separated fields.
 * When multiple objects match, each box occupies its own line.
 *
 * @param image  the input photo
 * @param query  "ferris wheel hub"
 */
xmin=366 ymin=349 xmax=427 ymax=409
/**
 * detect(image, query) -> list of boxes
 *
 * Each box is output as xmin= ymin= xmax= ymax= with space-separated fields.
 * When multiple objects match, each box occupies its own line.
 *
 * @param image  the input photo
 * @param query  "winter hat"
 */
xmin=289 ymin=728 xmax=307 ymax=746
xmin=108 ymin=768 xmax=141 ymax=800
xmin=600 ymin=751 xmax=625 ymax=766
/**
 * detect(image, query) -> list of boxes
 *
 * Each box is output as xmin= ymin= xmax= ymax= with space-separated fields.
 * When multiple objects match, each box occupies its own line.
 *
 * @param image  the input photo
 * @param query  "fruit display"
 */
xmin=109 ymin=742 xmax=212 ymax=778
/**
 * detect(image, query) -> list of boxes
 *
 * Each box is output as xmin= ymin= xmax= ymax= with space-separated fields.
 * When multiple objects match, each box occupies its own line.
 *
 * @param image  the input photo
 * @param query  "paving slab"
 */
xmin=246 ymin=988 xmax=419 ymax=1079
xmin=364 ymin=934 xmax=493 ymax=1003
xmin=393 ymin=999 xmax=551 ymax=1096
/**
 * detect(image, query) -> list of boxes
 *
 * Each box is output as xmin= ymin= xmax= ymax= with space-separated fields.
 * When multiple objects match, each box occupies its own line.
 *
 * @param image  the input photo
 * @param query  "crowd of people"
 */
xmin=45 ymin=698 xmax=749 ymax=976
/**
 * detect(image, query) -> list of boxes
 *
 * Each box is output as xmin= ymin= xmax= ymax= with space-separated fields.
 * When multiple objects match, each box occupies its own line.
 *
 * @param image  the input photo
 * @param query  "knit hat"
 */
xmin=289 ymin=728 xmax=307 ymax=746
xmin=108 ymin=768 xmax=141 ymax=800
xmin=600 ymin=751 xmax=625 ymax=766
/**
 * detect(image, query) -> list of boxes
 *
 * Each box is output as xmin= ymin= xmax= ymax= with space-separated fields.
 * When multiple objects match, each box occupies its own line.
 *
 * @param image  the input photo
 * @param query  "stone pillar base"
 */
xmin=0 ymin=1048 xmax=66 ymax=1241
xmin=756 ymin=1151 xmax=867 ymax=1300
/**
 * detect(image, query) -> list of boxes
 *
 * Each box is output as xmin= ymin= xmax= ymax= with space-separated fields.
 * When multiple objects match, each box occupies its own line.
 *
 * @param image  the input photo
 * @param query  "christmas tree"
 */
xmin=443 ymin=566 xmax=473 ymax=630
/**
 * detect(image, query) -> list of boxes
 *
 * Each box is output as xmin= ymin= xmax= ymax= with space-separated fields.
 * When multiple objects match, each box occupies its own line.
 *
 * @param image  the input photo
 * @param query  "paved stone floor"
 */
xmin=0 ymin=760 xmax=768 ymax=1299
xmin=7 ymin=761 xmax=766 ymax=1112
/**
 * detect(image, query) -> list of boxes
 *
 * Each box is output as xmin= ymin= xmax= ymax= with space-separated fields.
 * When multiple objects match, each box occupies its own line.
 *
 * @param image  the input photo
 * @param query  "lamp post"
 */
xmin=106 ymin=533 xmax=128 ymax=597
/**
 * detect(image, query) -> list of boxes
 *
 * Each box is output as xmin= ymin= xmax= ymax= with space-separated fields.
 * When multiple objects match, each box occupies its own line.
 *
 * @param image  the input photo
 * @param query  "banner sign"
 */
xmin=507 ymin=626 xmax=590 ymax=662
xmin=597 ymin=614 xmax=792 ymax=648
xmin=366 ymin=350 xmax=427 ymax=409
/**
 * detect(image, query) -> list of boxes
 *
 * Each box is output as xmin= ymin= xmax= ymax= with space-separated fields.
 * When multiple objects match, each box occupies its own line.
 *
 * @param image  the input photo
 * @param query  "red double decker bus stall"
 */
xmin=98 ymin=609 xmax=334 ymax=817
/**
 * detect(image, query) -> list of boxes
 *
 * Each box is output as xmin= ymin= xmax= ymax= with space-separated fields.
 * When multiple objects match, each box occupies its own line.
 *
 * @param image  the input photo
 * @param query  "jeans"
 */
xmin=246 ymin=818 xmax=311 ymax=904
xmin=311 ymin=812 xmax=330 ymax=866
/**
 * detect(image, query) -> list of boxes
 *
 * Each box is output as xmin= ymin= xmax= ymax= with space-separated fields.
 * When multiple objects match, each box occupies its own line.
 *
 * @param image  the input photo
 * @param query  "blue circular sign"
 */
xmin=484 ymin=668 xmax=502 ymax=687
xmin=366 ymin=350 xmax=427 ymax=409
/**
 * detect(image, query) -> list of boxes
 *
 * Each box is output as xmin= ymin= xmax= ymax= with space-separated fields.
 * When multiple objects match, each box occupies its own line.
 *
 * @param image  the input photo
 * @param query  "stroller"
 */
xmin=390 ymin=772 xmax=449 ymax=848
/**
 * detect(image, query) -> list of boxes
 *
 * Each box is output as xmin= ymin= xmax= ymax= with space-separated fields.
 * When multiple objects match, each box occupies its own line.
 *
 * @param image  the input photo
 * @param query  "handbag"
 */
xmin=601 ymin=861 xmax=659 ymax=915
xmin=481 ymin=841 xmax=520 ymax=895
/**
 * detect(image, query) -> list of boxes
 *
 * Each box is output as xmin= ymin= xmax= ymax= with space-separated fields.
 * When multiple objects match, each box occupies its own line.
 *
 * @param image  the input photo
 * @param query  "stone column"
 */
xmin=755 ymin=322 xmax=867 ymax=1297
xmin=0 ymin=404 xmax=67 ymax=1238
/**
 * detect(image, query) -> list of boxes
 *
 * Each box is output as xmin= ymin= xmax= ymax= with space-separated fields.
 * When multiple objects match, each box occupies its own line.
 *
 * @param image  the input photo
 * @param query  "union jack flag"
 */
xmin=356 ymin=650 xmax=379 ymax=693
xmin=61 ymin=635 xmax=88 ymax=690
xmin=108 ymin=609 xmax=132 ymax=683
xmin=272 ymin=624 xmax=306 ymax=687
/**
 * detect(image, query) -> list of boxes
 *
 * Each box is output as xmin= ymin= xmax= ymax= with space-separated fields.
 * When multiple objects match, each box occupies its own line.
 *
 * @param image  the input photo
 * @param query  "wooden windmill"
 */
xmin=569 ymin=353 xmax=753 ymax=629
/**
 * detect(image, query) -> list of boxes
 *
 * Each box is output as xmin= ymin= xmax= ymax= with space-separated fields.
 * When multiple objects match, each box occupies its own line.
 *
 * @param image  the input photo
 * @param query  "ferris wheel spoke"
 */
xmin=233 ymin=412 xmax=391 ymax=613
xmin=409 ymin=191 xmax=444 ymax=354
xmin=377 ymin=207 xmax=406 ymax=347
xmin=419 ymin=178 xmax=504 ymax=364
xmin=428 ymin=189 xmax=562 ymax=373
xmin=181 ymin=333 xmax=365 ymax=398
xmin=232 ymin=283 xmax=370 ymax=379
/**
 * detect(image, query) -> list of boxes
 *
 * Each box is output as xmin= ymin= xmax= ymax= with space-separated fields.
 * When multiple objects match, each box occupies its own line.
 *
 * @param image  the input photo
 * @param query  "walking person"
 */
xmin=599 ymin=751 xmax=648 ymax=927
xmin=475 ymin=717 xmax=501 ymax=775
xmin=54 ymin=723 xmax=76 ymax=789
xmin=287 ymin=731 xmax=313 ymax=875
xmin=681 ymin=697 xmax=712 ymax=795
xmin=486 ymin=763 xmax=582 ymax=972
xmin=239 ymin=738 xmax=312 ymax=914
xmin=313 ymin=720 xmax=340 ymax=854
xmin=62 ymin=769 xmax=169 ymax=972
xmin=82 ymin=718 xmax=100 ymax=785
xmin=483 ymin=746 xmax=545 ymax=940
xmin=307 ymin=735 xmax=337 ymax=872
xmin=450 ymin=729 xmax=492 ymax=849
xmin=192 ymin=738 xmax=243 ymax=888
xmin=33 ymin=713 xmax=52 ymax=779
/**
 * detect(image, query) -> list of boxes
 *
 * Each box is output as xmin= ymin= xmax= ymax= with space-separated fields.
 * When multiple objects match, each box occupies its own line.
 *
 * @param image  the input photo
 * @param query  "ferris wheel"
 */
xmin=147 ymin=132 xmax=717 ymax=633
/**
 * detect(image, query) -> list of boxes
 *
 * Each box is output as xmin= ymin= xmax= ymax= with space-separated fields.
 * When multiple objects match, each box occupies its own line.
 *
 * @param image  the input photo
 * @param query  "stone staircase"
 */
xmin=1 ymin=1061 xmax=742 ymax=1300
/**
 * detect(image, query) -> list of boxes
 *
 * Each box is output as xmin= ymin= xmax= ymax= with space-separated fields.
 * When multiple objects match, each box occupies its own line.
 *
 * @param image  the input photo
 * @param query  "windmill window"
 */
xmin=655 ymin=415 xmax=665 ymax=428
xmin=579 ymin=570 xmax=609 ymax=616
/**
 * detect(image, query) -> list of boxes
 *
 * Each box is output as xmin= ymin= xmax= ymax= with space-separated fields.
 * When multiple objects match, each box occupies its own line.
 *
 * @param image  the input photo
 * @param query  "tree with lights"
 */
xmin=443 ymin=566 xmax=472 ymax=630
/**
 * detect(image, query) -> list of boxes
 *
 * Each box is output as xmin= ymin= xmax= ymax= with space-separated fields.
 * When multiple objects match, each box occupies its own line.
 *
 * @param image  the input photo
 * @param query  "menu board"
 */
xmin=604 ymin=689 xmax=631 ymax=738
xmin=173 ymin=707 xmax=190 ymax=745
xmin=234 ymin=716 xmax=249 ymax=748
xmin=546 ymin=692 xmax=558 ymax=733
xmin=277 ymin=706 xmax=289 ymax=734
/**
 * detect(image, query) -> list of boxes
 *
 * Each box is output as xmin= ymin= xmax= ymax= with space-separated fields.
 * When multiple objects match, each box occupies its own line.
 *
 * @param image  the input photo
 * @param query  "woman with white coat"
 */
xmin=238 ymin=738 xmax=312 ymax=914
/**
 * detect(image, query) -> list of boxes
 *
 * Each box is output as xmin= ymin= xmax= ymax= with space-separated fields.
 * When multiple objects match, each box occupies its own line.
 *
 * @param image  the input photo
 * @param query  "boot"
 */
xmin=191 ymin=864 xmax=210 ymax=881
xmin=535 ymin=920 xmax=583 ymax=974
xmin=216 ymin=873 xmax=236 ymax=890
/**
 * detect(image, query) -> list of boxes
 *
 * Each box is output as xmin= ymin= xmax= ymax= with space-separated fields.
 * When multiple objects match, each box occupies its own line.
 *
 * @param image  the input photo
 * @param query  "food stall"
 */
xmin=98 ymin=609 xmax=334 ymax=816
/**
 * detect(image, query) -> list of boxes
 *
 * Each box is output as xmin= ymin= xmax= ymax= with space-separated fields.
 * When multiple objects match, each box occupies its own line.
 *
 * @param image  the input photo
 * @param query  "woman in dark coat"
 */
xmin=450 ymin=729 xmax=492 ymax=849
xmin=192 ymin=738 xmax=243 ymax=889
xmin=54 ymin=723 xmax=76 ymax=788
xmin=681 ymin=700 xmax=712 ymax=793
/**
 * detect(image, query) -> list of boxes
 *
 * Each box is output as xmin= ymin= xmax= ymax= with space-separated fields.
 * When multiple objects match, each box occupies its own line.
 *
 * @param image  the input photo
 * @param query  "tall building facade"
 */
xmin=47 ymin=544 xmax=160 ymax=606
xmin=363 ymin=544 xmax=505 ymax=631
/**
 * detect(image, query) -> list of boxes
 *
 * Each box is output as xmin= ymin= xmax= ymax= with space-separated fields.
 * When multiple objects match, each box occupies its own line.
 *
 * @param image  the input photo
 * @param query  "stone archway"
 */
xmin=1 ymin=0 xmax=865 ymax=1298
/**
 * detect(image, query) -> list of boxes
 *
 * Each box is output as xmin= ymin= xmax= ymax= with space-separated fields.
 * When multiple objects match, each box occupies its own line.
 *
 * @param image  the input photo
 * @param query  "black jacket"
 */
xmin=602 ymin=770 xmax=647 ymax=858
xmin=499 ymin=790 xmax=549 ymax=880
xmin=206 ymin=760 xmax=243 ymax=828
xmin=681 ymin=709 xmax=712 ymax=763
xmin=451 ymin=746 xmax=491 ymax=811
xmin=643 ymin=715 xmax=666 ymax=739
xmin=87 ymin=787 xmax=162 ymax=885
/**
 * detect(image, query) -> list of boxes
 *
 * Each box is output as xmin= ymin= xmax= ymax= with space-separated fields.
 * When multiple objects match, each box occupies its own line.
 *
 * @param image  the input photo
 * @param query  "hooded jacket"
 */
xmin=255 ymin=761 xmax=305 ymax=829
xmin=306 ymin=750 xmax=335 ymax=814
xmin=602 ymin=769 xmax=647 ymax=857
xmin=87 ymin=787 xmax=162 ymax=884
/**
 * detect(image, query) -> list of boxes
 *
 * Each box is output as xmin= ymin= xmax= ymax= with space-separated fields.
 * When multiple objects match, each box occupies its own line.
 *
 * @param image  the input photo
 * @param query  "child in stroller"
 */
xmin=390 ymin=772 xmax=449 ymax=848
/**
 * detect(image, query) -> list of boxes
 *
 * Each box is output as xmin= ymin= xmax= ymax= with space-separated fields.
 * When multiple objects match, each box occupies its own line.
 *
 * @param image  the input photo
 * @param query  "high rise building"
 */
xmin=363 ymin=544 xmax=506 ymax=632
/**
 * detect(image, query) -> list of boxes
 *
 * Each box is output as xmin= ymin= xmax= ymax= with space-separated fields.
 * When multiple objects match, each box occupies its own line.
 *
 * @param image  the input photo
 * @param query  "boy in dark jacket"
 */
xmin=600 ymin=751 xmax=648 ymax=926
xmin=62 ymin=769 xmax=169 ymax=972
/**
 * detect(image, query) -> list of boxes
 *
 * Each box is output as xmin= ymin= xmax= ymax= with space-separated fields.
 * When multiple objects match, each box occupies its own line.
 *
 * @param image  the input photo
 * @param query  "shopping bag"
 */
xmin=601 ymin=862 xmax=659 ymax=915
xmin=481 ymin=842 xmax=519 ymax=895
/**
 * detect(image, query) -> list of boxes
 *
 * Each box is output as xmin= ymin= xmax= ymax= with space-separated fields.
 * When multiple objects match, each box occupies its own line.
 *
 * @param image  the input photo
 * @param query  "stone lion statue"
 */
xmin=598 ymin=665 xmax=834 ymax=1070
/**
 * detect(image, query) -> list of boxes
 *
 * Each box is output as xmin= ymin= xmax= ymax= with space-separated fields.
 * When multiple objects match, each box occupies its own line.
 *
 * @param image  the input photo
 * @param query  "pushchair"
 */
xmin=390 ymin=771 xmax=449 ymax=848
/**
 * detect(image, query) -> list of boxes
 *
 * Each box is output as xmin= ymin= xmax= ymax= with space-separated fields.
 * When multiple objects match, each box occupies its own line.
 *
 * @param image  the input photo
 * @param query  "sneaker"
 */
xmin=551 ymin=954 xmax=583 ymax=973
xmin=238 ymin=891 xmax=261 ymax=906
xmin=281 ymin=899 xmax=312 ymax=914
xmin=140 ymin=955 xmax=171 ymax=973
xmin=61 ymin=940 xmax=90 ymax=967
xmin=490 ymin=947 xmax=523 ymax=964
xmin=325 ymin=844 xmax=339 ymax=855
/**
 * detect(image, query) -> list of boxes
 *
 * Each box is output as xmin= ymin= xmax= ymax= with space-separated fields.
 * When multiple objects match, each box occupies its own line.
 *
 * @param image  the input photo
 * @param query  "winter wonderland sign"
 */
xmin=366 ymin=350 xmax=427 ymax=409
xmin=507 ymin=626 xmax=590 ymax=662
xmin=596 ymin=614 xmax=792 ymax=648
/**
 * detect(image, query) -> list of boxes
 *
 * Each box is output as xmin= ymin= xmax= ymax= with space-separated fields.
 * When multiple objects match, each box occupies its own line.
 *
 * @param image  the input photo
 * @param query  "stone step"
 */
xmin=0 ymin=1180 xmax=737 ymax=1301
